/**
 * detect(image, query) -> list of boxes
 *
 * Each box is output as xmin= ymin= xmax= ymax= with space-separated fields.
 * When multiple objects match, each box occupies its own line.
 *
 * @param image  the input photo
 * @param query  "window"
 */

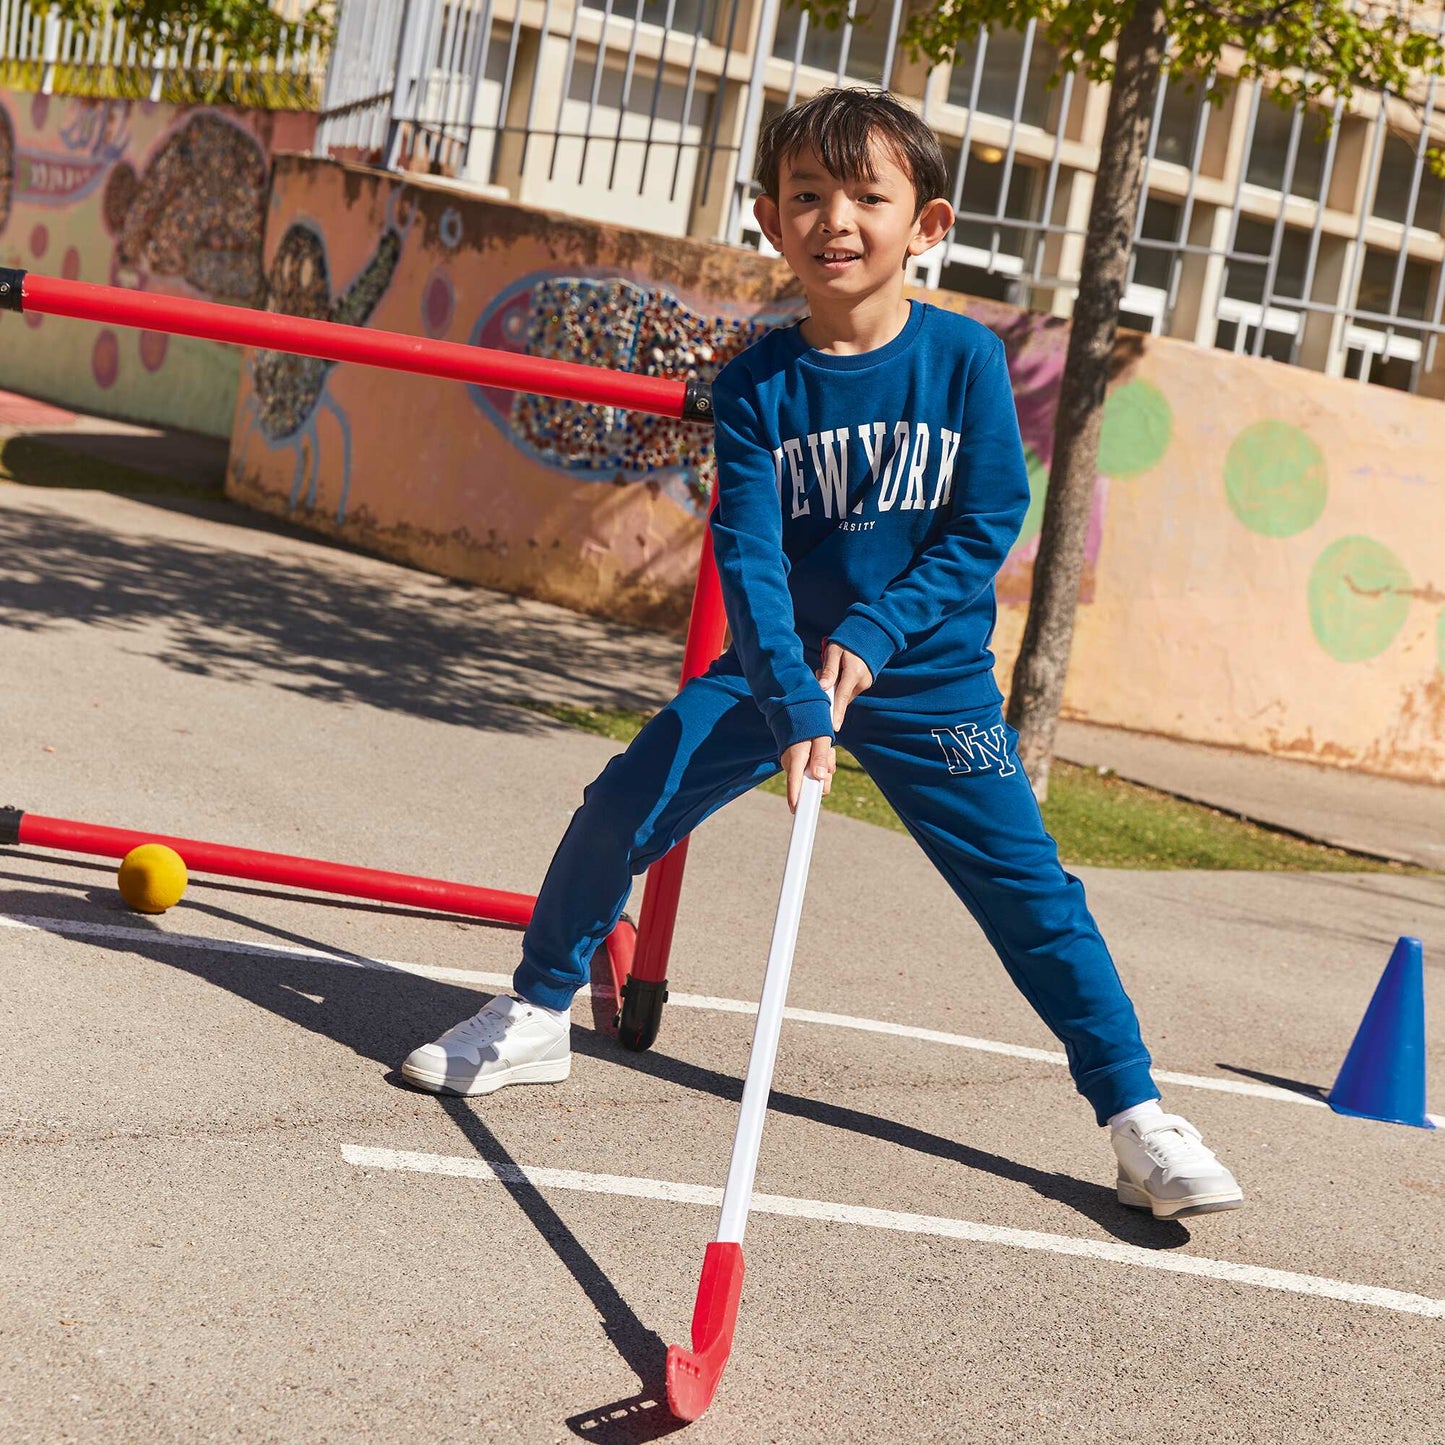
xmin=582 ymin=0 xmax=712 ymax=34
xmin=1357 ymin=247 xmax=1434 ymax=321
xmin=1372 ymin=132 xmax=1445 ymax=233
xmin=1152 ymin=76 xmax=1206 ymax=167
xmin=1132 ymin=196 xmax=1183 ymax=290
xmin=1225 ymin=218 xmax=1313 ymax=303
xmin=947 ymin=27 xmax=1058 ymax=129
xmin=771 ymin=3 xmax=889 ymax=84
xmin=1246 ymin=325 xmax=1296 ymax=363
xmin=945 ymin=143 xmax=1042 ymax=258
xmin=1213 ymin=318 xmax=1295 ymax=362
xmin=1245 ymin=101 xmax=1329 ymax=202
xmin=1118 ymin=309 xmax=1160 ymax=334
xmin=938 ymin=260 xmax=1021 ymax=304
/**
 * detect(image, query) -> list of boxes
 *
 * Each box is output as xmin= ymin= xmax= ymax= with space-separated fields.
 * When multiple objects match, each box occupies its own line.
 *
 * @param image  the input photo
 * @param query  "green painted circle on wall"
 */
xmin=1018 ymin=445 xmax=1049 ymax=545
xmin=1097 ymin=380 xmax=1173 ymax=477
xmin=1308 ymin=536 xmax=1412 ymax=663
xmin=1224 ymin=420 xmax=1328 ymax=536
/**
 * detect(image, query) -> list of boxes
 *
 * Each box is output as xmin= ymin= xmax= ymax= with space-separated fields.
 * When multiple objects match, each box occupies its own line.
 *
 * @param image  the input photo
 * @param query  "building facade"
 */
xmin=317 ymin=0 xmax=1445 ymax=397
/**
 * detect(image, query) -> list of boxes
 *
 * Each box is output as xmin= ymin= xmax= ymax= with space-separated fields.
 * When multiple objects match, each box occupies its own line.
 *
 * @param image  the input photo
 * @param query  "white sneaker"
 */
xmin=1111 ymin=1114 xmax=1244 ymax=1219
xmin=401 ymin=995 xmax=571 ymax=1096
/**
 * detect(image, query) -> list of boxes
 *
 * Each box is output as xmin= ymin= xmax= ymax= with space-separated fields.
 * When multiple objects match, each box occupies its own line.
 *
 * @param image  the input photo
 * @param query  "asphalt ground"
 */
xmin=3 ymin=485 xmax=1443 ymax=1444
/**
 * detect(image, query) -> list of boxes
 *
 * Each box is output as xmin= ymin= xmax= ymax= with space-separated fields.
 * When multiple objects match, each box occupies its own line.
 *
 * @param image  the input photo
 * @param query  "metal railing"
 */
xmin=313 ymin=0 xmax=1445 ymax=395
xmin=0 ymin=0 xmax=327 ymax=107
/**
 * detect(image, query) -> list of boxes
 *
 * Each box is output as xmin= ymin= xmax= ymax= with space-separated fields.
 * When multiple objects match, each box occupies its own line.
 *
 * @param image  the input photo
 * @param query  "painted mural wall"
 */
xmin=229 ymin=157 xmax=1443 ymax=783
xmin=227 ymin=156 xmax=804 ymax=628
xmin=0 ymin=88 xmax=315 ymax=436
xmin=942 ymin=296 xmax=1444 ymax=782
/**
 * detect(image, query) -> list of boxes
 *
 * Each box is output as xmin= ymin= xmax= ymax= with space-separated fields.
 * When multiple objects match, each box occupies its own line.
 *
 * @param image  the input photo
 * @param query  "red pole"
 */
xmin=9 ymin=809 xmax=539 ymax=923
xmin=0 ymin=272 xmax=712 ymax=422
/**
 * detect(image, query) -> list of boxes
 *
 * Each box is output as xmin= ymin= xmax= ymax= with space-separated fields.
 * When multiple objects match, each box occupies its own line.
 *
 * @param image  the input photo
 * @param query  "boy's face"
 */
xmin=753 ymin=137 xmax=953 ymax=304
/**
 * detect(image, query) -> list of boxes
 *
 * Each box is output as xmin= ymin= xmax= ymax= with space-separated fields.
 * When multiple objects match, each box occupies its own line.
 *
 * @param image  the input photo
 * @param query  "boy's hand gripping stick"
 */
xmin=664 ymin=723 xmax=829 ymax=1421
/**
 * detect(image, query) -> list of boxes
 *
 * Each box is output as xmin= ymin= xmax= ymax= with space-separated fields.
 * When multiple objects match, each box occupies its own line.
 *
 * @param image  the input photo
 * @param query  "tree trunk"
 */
xmin=1006 ymin=0 xmax=1168 ymax=802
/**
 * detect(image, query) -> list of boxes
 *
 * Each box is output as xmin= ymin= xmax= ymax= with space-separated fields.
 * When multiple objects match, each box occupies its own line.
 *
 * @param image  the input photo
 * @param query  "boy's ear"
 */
xmin=753 ymin=194 xmax=785 ymax=252
xmin=908 ymin=197 xmax=955 ymax=256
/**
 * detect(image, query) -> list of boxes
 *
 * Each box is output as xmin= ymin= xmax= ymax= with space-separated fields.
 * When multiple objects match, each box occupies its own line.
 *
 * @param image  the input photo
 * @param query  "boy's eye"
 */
xmin=793 ymin=191 xmax=817 ymax=202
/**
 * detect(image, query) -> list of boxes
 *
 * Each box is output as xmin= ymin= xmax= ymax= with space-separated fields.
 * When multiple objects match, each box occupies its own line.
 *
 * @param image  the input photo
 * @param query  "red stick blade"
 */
xmin=665 ymin=1242 xmax=745 ymax=1421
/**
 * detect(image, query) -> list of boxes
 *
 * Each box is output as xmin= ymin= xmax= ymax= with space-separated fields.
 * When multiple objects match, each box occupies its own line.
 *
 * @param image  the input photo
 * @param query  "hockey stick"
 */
xmin=665 ymin=759 xmax=827 ymax=1420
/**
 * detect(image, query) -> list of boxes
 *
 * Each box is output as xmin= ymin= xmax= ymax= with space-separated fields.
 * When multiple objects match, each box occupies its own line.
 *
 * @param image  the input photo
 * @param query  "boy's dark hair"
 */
xmin=754 ymin=88 xmax=949 ymax=215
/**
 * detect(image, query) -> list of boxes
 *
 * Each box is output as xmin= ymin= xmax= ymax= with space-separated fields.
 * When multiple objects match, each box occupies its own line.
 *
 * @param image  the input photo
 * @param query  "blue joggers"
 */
xmin=515 ymin=661 xmax=1159 ymax=1125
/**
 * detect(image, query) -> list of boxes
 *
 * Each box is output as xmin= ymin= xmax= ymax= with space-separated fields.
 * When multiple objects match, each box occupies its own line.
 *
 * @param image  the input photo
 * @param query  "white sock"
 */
xmin=1107 ymin=1098 xmax=1164 ymax=1131
xmin=523 ymin=997 xmax=571 ymax=1025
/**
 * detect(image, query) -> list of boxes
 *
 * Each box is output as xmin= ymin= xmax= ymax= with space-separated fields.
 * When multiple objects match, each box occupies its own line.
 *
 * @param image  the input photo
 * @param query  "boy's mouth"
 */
xmin=815 ymin=250 xmax=861 ymax=272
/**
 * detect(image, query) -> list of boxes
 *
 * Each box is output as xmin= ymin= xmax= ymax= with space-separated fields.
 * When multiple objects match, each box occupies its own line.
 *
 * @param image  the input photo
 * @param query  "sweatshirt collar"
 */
xmin=779 ymin=298 xmax=927 ymax=372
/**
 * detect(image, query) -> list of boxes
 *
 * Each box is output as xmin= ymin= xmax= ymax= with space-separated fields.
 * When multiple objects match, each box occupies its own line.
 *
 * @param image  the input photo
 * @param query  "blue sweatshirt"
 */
xmin=709 ymin=298 xmax=1032 ymax=754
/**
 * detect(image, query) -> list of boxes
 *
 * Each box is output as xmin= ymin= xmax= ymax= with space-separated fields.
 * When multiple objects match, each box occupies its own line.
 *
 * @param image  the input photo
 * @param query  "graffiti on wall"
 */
xmin=0 ymin=87 xmax=304 ymax=433
xmin=1221 ymin=413 xmax=1443 ymax=769
xmin=0 ymin=103 xmax=12 ymax=230
xmin=954 ymin=300 xmax=1174 ymax=606
xmin=1220 ymin=418 xmax=1423 ymax=667
xmin=234 ymin=200 xmax=409 ymax=519
xmin=468 ymin=270 xmax=801 ymax=513
xmin=103 ymin=112 xmax=268 ymax=304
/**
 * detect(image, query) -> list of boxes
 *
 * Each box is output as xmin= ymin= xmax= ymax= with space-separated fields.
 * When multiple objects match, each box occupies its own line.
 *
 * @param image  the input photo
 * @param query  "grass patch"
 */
xmin=520 ymin=699 xmax=1415 ymax=873
xmin=0 ymin=435 xmax=222 ymax=500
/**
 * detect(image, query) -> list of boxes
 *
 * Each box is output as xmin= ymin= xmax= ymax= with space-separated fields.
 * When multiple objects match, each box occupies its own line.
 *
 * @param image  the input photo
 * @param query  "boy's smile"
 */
xmin=753 ymin=136 xmax=953 ymax=353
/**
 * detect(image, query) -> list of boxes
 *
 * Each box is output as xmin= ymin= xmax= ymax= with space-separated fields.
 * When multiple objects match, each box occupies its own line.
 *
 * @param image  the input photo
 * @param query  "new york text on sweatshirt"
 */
xmin=708 ymin=300 xmax=1032 ymax=752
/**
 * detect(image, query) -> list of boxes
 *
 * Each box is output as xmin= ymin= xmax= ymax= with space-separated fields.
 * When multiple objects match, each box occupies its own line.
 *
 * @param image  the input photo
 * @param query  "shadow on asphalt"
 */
xmin=435 ymin=1097 xmax=687 ymax=1444
xmin=0 ymin=501 xmax=679 ymax=728
xmin=567 ymin=1027 xmax=1190 ymax=1251
xmin=3 ymin=874 xmax=1194 ymax=1434
xmin=1216 ymin=1062 xmax=1329 ymax=1103
xmin=5 ymin=874 xmax=1191 ymax=1254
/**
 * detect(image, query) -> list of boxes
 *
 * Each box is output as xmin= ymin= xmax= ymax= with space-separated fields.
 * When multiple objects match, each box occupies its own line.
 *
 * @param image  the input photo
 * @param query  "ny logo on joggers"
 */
xmin=930 ymin=722 xmax=1018 ymax=777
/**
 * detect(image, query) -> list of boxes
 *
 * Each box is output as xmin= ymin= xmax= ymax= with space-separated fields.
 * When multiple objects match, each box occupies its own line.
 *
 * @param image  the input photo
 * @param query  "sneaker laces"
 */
xmin=1138 ymin=1116 xmax=1215 ymax=1168
xmin=452 ymin=1000 xmax=514 ymax=1045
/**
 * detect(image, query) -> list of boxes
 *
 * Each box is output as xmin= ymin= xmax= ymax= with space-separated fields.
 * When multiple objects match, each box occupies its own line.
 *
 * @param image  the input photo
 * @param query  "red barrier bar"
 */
xmin=10 ymin=809 xmax=538 ymax=924
xmin=2 ymin=272 xmax=711 ymax=422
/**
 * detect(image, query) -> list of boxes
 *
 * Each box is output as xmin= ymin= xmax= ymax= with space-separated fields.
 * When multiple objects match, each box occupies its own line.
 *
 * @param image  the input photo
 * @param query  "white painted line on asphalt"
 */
xmin=0 ymin=911 xmax=502 ymax=985
xmin=5 ymin=912 xmax=1441 ymax=1127
xmin=341 ymin=1144 xmax=1445 ymax=1320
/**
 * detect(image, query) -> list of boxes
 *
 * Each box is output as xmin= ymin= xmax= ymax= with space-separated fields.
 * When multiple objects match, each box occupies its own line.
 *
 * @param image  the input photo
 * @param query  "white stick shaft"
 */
xmin=715 ymin=772 xmax=824 ymax=1244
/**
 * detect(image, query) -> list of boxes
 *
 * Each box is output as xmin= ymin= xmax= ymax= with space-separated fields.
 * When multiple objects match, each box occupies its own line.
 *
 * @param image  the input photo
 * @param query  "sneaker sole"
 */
xmin=1117 ymin=1178 xmax=1245 ymax=1219
xmin=400 ymin=1055 xmax=571 ymax=1096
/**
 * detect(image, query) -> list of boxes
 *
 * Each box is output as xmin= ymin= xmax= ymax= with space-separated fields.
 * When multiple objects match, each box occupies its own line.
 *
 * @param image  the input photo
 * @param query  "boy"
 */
xmin=403 ymin=88 xmax=1243 ymax=1221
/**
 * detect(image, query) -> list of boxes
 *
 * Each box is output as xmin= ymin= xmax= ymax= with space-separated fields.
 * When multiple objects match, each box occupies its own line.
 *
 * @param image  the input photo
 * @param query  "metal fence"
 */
xmin=0 ymin=0 xmax=326 ymax=107
xmin=314 ymin=0 xmax=1445 ymax=394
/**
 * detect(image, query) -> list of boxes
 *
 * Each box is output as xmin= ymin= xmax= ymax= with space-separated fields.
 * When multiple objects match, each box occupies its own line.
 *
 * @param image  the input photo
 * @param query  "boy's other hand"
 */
xmin=817 ymin=642 xmax=873 ymax=731
xmin=781 ymin=736 xmax=834 ymax=813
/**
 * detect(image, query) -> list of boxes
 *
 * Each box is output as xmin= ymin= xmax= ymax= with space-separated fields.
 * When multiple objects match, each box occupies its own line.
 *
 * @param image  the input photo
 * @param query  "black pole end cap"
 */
xmin=0 ymin=807 xmax=23 ymax=846
xmin=0 ymin=269 xmax=26 ymax=313
xmin=615 ymin=973 xmax=668 ymax=1052
xmin=682 ymin=378 xmax=713 ymax=423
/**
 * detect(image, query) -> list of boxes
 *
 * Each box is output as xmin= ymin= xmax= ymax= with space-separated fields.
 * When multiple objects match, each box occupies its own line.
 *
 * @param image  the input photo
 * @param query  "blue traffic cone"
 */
xmin=1328 ymin=936 xmax=1434 ymax=1129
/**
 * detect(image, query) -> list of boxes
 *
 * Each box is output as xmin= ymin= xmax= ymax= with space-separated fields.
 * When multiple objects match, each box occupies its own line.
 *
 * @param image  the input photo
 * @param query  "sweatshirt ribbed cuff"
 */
xmin=767 ymin=696 xmax=835 ymax=755
xmin=827 ymin=613 xmax=899 ymax=680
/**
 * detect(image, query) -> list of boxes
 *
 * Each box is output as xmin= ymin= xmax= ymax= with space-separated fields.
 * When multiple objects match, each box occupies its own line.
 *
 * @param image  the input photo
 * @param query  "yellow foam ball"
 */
xmin=117 ymin=844 xmax=188 ymax=914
